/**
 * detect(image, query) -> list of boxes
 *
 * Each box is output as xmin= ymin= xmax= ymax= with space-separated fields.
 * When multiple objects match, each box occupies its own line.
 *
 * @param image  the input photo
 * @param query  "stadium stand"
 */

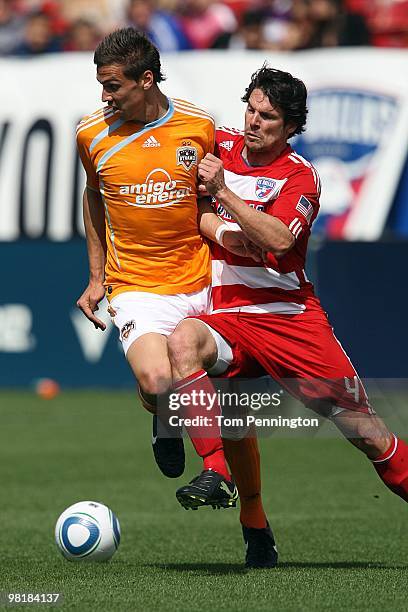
xmin=1 ymin=0 xmax=408 ymax=55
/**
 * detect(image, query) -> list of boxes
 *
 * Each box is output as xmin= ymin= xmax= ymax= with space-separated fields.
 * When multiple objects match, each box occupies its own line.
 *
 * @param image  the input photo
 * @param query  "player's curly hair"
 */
xmin=94 ymin=27 xmax=165 ymax=83
xmin=242 ymin=64 xmax=307 ymax=136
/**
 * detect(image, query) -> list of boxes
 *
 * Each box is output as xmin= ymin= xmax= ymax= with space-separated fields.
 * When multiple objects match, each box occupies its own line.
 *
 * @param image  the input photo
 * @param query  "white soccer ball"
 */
xmin=55 ymin=501 xmax=120 ymax=562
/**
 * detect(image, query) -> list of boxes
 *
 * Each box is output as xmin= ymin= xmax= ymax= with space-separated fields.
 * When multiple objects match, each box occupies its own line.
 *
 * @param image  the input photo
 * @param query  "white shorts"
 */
xmin=110 ymin=287 xmax=211 ymax=355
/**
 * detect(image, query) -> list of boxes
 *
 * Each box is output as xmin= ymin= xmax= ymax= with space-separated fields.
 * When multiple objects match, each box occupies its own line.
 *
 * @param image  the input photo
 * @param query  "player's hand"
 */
xmin=76 ymin=282 xmax=107 ymax=330
xmin=198 ymin=153 xmax=227 ymax=196
xmin=222 ymin=230 xmax=262 ymax=262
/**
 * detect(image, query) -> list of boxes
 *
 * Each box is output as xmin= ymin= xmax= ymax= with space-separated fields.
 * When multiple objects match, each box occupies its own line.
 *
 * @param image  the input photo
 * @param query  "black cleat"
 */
xmin=242 ymin=521 xmax=278 ymax=569
xmin=176 ymin=469 xmax=238 ymax=510
xmin=152 ymin=415 xmax=185 ymax=478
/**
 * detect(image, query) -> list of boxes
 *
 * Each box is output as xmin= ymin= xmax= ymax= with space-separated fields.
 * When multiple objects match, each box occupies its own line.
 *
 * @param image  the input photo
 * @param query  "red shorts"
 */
xmin=197 ymin=307 xmax=372 ymax=414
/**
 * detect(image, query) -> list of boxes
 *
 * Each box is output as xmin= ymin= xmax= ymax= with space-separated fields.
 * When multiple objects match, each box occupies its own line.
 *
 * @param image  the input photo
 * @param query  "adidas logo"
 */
xmin=142 ymin=135 xmax=161 ymax=148
xmin=219 ymin=140 xmax=234 ymax=151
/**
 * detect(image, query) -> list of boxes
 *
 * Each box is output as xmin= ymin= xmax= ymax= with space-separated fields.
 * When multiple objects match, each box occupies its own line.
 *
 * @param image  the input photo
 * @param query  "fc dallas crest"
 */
xmin=255 ymin=177 xmax=277 ymax=200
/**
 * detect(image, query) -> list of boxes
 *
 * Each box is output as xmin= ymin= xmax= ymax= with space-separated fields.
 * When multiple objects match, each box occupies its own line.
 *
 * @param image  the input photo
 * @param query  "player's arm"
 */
xmin=197 ymin=198 xmax=261 ymax=262
xmin=198 ymin=153 xmax=294 ymax=258
xmin=76 ymin=187 xmax=107 ymax=330
xmin=197 ymin=197 xmax=223 ymax=239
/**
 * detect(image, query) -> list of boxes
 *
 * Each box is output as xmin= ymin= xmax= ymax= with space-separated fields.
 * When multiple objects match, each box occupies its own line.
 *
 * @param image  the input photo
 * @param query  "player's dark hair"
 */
xmin=242 ymin=65 xmax=307 ymax=137
xmin=94 ymin=27 xmax=165 ymax=83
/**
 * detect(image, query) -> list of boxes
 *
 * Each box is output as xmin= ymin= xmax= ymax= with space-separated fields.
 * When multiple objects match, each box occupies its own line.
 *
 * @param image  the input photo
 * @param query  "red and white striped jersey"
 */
xmin=211 ymin=127 xmax=321 ymax=314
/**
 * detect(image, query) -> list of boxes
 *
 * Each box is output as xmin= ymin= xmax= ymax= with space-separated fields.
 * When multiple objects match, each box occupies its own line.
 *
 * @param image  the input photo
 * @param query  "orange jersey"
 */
xmin=76 ymin=98 xmax=214 ymax=299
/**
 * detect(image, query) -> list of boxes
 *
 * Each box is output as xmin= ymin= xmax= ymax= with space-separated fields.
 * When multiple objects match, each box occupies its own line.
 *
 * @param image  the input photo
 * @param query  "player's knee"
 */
xmin=167 ymin=322 xmax=204 ymax=372
xmin=137 ymin=366 xmax=171 ymax=396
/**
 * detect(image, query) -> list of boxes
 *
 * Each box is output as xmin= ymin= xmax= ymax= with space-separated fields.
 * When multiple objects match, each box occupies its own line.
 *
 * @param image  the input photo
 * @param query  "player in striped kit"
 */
xmin=76 ymin=28 xmax=246 ymax=508
xmin=166 ymin=66 xmax=408 ymax=567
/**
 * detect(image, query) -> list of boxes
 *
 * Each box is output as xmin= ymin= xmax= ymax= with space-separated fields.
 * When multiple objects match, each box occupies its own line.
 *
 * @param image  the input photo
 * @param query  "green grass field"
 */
xmin=0 ymin=391 xmax=406 ymax=611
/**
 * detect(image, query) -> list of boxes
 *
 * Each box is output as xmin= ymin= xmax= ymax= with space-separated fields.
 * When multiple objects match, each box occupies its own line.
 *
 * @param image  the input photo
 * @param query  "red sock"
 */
xmin=372 ymin=435 xmax=408 ymax=502
xmin=173 ymin=370 xmax=230 ymax=480
xmin=223 ymin=435 xmax=267 ymax=529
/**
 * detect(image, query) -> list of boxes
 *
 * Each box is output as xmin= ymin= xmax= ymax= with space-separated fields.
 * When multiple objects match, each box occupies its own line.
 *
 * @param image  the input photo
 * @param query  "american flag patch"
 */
xmin=295 ymin=196 xmax=313 ymax=224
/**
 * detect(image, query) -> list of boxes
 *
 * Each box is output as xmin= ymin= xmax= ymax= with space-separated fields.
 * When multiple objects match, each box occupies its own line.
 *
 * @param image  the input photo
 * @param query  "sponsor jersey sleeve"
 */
xmin=268 ymin=169 xmax=320 ymax=241
xmin=76 ymin=128 xmax=99 ymax=192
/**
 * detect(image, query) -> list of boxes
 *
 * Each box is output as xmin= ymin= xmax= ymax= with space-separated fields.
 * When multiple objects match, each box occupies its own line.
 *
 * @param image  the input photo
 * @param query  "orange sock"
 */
xmin=222 ymin=435 xmax=267 ymax=529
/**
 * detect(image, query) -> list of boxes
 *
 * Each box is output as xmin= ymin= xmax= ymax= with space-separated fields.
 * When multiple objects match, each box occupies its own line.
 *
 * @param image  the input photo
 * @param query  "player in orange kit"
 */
xmin=76 ymin=28 xmax=254 ymax=506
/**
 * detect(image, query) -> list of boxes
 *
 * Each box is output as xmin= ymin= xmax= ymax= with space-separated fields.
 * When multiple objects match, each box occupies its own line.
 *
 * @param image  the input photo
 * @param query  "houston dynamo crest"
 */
xmin=176 ymin=145 xmax=198 ymax=171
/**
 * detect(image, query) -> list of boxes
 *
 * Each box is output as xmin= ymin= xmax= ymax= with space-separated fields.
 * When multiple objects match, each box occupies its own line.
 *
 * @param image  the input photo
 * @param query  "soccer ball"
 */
xmin=55 ymin=501 xmax=120 ymax=561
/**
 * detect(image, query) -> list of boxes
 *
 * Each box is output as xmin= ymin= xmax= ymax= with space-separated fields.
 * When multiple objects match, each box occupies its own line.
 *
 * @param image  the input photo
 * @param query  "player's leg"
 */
xmin=184 ymin=315 xmax=278 ymax=532
xmin=170 ymin=314 xmax=277 ymax=567
xmin=134 ymin=379 xmax=186 ymax=479
xmin=127 ymin=332 xmax=171 ymax=394
xmin=288 ymin=313 xmax=408 ymax=504
xmin=168 ymin=318 xmax=218 ymax=379
xmin=135 ymin=285 xmax=231 ymax=482
xmin=222 ymin=435 xmax=266 ymax=526
xmin=124 ymin=332 xmax=186 ymax=478
xmin=109 ymin=286 xmax=228 ymax=481
xmin=329 ymin=409 xmax=408 ymax=501
xmin=327 ymin=408 xmax=391 ymax=459
xmin=167 ymin=318 xmax=238 ymax=508
xmin=109 ymin=291 xmax=188 ymax=477
xmin=306 ymin=396 xmax=408 ymax=502
xmin=222 ymin=434 xmax=278 ymax=568
xmin=202 ymin=308 xmax=407 ymax=512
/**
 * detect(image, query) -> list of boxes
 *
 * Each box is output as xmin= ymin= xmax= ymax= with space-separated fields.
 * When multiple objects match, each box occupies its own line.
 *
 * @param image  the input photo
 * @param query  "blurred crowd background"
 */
xmin=1 ymin=0 xmax=407 ymax=56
